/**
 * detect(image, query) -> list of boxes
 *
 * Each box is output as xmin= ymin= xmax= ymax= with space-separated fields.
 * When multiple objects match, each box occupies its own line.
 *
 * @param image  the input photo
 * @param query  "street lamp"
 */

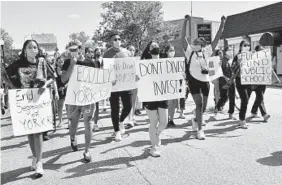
xmin=0 ymin=38 xmax=5 ymax=60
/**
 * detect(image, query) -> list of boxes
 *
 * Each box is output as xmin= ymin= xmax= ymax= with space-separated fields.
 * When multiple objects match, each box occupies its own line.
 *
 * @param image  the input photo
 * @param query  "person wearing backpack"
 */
xmin=181 ymin=15 xmax=226 ymax=140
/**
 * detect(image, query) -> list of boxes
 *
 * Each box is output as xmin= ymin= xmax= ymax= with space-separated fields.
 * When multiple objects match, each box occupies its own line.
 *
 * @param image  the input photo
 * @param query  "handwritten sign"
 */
xmin=103 ymin=57 xmax=137 ymax=92
xmin=207 ymin=56 xmax=223 ymax=81
xmin=137 ymin=57 xmax=186 ymax=102
xmin=65 ymin=65 xmax=113 ymax=105
xmin=240 ymin=49 xmax=272 ymax=85
xmin=9 ymin=89 xmax=53 ymax=136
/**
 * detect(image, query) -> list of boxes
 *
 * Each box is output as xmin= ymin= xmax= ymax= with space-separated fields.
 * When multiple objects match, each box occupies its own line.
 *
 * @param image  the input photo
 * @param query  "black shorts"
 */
xmin=188 ymin=76 xmax=210 ymax=96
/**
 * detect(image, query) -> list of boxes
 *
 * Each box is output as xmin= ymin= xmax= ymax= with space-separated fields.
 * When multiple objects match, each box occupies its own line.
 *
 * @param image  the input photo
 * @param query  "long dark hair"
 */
xmin=141 ymin=41 xmax=154 ymax=60
xmin=161 ymin=44 xmax=174 ymax=58
xmin=19 ymin=40 xmax=40 ymax=61
xmin=238 ymin=40 xmax=251 ymax=53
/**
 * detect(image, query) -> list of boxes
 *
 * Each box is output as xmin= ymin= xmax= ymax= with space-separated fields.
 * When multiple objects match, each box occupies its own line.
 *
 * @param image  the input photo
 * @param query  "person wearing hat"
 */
xmin=103 ymin=32 xmax=133 ymax=142
xmin=182 ymin=15 xmax=226 ymax=140
xmin=61 ymin=39 xmax=94 ymax=163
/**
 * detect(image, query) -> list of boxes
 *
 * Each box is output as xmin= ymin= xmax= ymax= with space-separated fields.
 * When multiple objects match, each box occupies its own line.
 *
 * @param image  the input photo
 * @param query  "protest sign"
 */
xmin=103 ymin=57 xmax=138 ymax=92
xmin=137 ymin=57 xmax=186 ymax=102
xmin=240 ymin=48 xmax=272 ymax=85
xmin=65 ymin=65 xmax=113 ymax=106
xmin=9 ymin=89 xmax=53 ymax=136
xmin=207 ymin=56 xmax=223 ymax=81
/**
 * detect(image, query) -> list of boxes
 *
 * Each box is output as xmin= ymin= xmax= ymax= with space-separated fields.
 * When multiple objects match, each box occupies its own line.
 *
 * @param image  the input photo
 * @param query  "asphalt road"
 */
xmin=1 ymin=87 xmax=282 ymax=185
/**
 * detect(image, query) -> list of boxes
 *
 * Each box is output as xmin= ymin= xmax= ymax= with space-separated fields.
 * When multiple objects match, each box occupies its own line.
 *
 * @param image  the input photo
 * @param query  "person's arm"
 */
xmin=2 ymin=62 xmax=17 ymax=89
xmin=181 ymin=15 xmax=191 ymax=50
xmin=61 ymin=57 xmax=77 ymax=83
xmin=211 ymin=16 xmax=226 ymax=51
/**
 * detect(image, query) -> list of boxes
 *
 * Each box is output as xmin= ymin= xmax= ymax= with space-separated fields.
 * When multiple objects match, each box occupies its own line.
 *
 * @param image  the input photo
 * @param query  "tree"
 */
xmin=1 ymin=28 xmax=15 ymax=64
xmin=95 ymin=1 xmax=177 ymax=52
xmin=69 ymin=31 xmax=90 ymax=46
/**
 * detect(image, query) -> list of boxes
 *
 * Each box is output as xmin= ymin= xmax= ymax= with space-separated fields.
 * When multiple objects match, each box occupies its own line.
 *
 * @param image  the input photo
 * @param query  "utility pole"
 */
xmin=189 ymin=1 xmax=193 ymax=42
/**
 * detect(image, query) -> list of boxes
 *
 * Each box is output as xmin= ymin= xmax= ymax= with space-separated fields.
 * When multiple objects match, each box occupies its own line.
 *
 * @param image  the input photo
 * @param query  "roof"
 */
xmin=31 ymin=33 xmax=57 ymax=44
xmin=222 ymin=2 xmax=282 ymax=38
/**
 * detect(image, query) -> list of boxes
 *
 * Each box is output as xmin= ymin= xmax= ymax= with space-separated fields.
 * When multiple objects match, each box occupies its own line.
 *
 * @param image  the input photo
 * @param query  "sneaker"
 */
xmin=92 ymin=124 xmax=100 ymax=132
xmin=236 ymin=120 xmax=249 ymax=129
xmin=114 ymin=131 xmax=122 ymax=142
xmin=178 ymin=114 xmax=185 ymax=119
xmin=202 ymin=120 xmax=207 ymax=126
xmin=1 ymin=109 xmax=5 ymax=115
xmin=119 ymin=123 xmax=125 ymax=135
xmin=70 ymin=137 xmax=78 ymax=151
xmin=191 ymin=118 xmax=198 ymax=131
xmin=83 ymin=151 xmax=92 ymax=163
xmin=31 ymin=157 xmax=37 ymax=171
xmin=125 ymin=122 xmax=134 ymax=129
xmin=263 ymin=114 xmax=270 ymax=122
xmin=229 ymin=114 xmax=237 ymax=120
xmin=250 ymin=113 xmax=259 ymax=118
xmin=150 ymin=147 xmax=161 ymax=157
xmin=34 ymin=161 xmax=44 ymax=178
xmin=168 ymin=120 xmax=176 ymax=127
xmin=197 ymin=130 xmax=206 ymax=140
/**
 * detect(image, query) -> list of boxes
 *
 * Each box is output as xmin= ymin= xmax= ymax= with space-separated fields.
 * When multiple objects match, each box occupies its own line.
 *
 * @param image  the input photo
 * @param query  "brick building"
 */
xmin=222 ymin=2 xmax=282 ymax=74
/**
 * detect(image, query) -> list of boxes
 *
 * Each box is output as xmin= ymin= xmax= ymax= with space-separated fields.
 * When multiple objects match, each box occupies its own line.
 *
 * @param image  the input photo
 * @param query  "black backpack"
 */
xmin=185 ymin=51 xmax=194 ymax=81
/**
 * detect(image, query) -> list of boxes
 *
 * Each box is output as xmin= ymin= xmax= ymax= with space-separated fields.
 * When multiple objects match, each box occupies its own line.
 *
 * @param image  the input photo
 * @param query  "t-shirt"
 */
xmin=103 ymin=47 xmax=130 ymax=58
xmin=6 ymin=58 xmax=55 ymax=88
xmin=185 ymin=44 xmax=213 ymax=82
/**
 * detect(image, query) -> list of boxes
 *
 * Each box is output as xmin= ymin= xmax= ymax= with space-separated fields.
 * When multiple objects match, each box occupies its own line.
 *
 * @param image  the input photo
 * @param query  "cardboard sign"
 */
xmin=65 ymin=65 xmax=113 ymax=105
xmin=137 ymin=57 xmax=186 ymax=102
xmin=103 ymin=57 xmax=138 ymax=92
xmin=9 ymin=89 xmax=54 ymax=136
xmin=240 ymin=49 xmax=272 ymax=85
xmin=207 ymin=56 xmax=223 ymax=81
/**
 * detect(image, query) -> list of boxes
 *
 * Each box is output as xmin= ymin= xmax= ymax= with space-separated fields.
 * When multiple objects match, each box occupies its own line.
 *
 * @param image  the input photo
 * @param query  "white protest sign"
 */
xmin=9 ymin=89 xmax=53 ymax=136
xmin=0 ymin=88 xmax=4 ymax=95
xmin=207 ymin=56 xmax=223 ymax=81
xmin=240 ymin=49 xmax=272 ymax=85
xmin=103 ymin=57 xmax=137 ymax=92
xmin=65 ymin=65 xmax=113 ymax=106
xmin=137 ymin=57 xmax=186 ymax=102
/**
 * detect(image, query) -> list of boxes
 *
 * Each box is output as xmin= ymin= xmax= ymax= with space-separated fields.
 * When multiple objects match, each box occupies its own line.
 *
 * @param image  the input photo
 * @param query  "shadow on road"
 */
xmin=257 ymin=151 xmax=282 ymax=166
xmin=1 ymin=167 xmax=33 ymax=185
xmin=63 ymin=151 xmax=149 ymax=179
xmin=1 ymin=141 xmax=29 ymax=151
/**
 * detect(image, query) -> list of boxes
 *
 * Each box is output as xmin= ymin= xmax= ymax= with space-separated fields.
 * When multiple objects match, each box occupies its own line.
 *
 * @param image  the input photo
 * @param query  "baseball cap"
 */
xmin=67 ymin=40 xmax=82 ymax=49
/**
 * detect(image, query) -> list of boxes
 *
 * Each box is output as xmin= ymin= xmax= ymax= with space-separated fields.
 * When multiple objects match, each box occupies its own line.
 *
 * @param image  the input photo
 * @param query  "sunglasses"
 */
xmin=243 ymin=44 xmax=250 ymax=47
xmin=114 ymin=38 xmax=121 ymax=41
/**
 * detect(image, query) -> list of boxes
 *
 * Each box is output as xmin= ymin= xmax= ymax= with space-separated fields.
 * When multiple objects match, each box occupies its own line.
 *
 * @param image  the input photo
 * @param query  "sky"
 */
xmin=0 ymin=1 xmax=278 ymax=51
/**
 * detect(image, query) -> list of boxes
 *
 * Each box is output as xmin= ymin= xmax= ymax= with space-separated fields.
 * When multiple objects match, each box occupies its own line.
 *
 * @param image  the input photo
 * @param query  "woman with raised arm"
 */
xmin=181 ymin=15 xmax=226 ymax=140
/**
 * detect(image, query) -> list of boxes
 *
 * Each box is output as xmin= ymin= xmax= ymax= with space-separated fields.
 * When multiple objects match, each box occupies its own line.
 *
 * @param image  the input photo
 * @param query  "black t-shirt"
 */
xmin=6 ymin=58 xmax=55 ymax=88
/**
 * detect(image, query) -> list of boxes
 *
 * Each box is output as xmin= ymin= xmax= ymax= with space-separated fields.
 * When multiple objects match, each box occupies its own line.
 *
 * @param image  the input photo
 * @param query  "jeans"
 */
xmin=216 ymin=83 xmax=235 ymax=114
xmin=251 ymin=85 xmax=267 ymax=116
xmin=110 ymin=91 xmax=133 ymax=132
xmin=236 ymin=78 xmax=252 ymax=121
xmin=146 ymin=108 xmax=168 ymax=148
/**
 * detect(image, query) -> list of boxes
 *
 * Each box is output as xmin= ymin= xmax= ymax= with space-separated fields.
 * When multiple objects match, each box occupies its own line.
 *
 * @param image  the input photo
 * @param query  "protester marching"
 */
xmin=1 ymin=1 xmax=282 ymax=184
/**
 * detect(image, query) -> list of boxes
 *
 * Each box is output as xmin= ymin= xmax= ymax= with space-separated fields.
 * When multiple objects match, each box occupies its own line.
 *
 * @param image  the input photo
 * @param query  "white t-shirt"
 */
xmin=185 ymin=44 xmax=213 ymax=82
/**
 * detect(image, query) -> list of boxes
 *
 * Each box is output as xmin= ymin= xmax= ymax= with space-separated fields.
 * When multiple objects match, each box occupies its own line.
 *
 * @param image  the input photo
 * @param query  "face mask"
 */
xmin=113 ymin=40 xmax=121 ymax=48
xmin=26 ymin=48 xmax=38 ymax=58
xmin=167 ymin=51 xmax=175 ymax=58
xmin=242 ymin=46 xmax=250 ymax=52
xmin=150 ymin=48 xmax=160 ymax=55
xmin=70 ymin=52 xmax=79 ymax=58
xmin=191 ymin=45 xmax=201 ymax=52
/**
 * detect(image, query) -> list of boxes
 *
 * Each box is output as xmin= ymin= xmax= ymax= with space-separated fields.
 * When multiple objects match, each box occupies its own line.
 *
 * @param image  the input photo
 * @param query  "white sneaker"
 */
xmin=114 ymin=131 xmax=122 ymax=142
xmin=31 ymin=157 xmax=37 ymax=171
xmin=119 ymin=122 xmax=125 ymax=135
xmin=236 ymin=120 xmax=249 ymax=129
xmin=192 ymin=118 xmax=198 ymax=131
xmin=197 ymin=130 xmax=206 ymax=140
xmin=150 ymin=147 xmax=161 ymax=157
xmin=92 ymin=124 xmax=99 ymax=132
xmin=263 ymin=114 xmax=270 ymax=122
xmin=251 ymin=113 xmax=259 ymax=118
xmin=35 ymin=161 xmax=44 ymax=177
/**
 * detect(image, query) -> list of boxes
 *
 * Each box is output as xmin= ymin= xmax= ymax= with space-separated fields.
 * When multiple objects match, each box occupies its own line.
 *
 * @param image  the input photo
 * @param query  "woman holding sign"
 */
xmin=181 ymin=15 xmax=226 ymax=140
xmin=231 ymin=39 xmax=253 ymax=128
xmin=5 ymin=40 xmax=57 ymax=178
xmin=141 ymin=41 xmax=169 ymax=157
